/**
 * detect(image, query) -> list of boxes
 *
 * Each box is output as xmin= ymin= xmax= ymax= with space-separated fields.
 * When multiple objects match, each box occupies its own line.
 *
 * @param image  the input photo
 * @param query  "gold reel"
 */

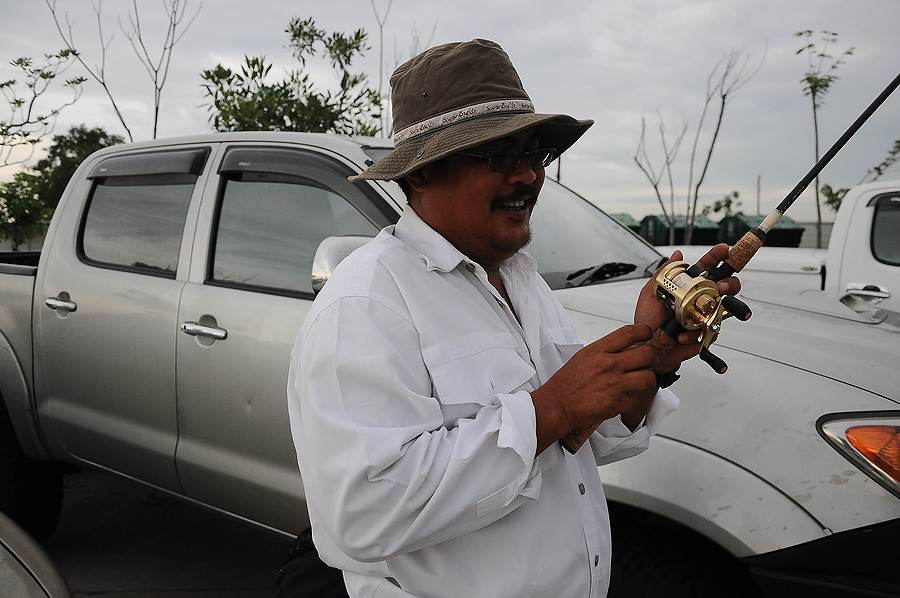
xmin=652 ymin=261 xmax=750 ymax=373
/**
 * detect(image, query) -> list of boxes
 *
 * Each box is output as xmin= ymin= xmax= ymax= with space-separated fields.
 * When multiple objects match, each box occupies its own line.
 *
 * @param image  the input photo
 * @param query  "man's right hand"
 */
xmin=530 ymin=324 xmax=660 ymax=455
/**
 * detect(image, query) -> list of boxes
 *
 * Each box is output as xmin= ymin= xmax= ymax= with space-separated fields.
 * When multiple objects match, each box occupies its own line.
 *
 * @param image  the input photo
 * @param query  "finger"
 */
xmin=653 ymin=250 xmax=683 ymax=275
xmin=596 ymin=324 xmax=653 ymax=354
xmin=696 ymin=243 xmax=730 ymax=272
xmin=717 ymin=275 xmax=742 ymax=296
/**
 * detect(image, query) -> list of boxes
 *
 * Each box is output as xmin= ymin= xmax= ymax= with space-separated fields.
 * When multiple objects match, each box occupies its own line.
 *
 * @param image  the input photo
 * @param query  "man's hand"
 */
xmin=531 ymin=324 xmax=660 ymax=454
xmin=634 ymin=243 xmax=742 ymax=374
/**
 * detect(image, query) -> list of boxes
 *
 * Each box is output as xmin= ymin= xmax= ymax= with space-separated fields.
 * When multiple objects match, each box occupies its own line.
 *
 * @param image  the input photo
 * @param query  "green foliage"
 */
xmin=0 ymin=125 xmax=122 ymax=249
xmin=200 ymin=17 xmax=381 ymax=135
xmin=702 ymin=191 xmax=742 ymax=219
xmin=794 ymin=30 xmax=854 ymax=109
xmin=821 ymin=183 xmax=849 ymax=212
xmin=33 ymin=125 xmax=124 ymax=210
xmin=1 ymin=50 xmax=86 ymax=166
xmin=861 ymin=139 xmax=900 ymax=184
xmin=0 ymin=172 xmax=45 ymax=250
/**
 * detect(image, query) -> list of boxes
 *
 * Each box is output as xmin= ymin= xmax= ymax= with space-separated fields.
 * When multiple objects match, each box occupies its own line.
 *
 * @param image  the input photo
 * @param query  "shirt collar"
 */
xmin=393 ymin=204 xmax=538 ymax=274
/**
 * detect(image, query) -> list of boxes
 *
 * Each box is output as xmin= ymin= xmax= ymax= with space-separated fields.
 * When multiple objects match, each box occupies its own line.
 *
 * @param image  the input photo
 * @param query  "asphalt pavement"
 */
xmin=41 ymin=468 xmax=295 ymax=597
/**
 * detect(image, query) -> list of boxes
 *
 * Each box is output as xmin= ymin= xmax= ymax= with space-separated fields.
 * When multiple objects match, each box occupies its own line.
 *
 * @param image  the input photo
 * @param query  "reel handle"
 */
xmin=723 ymin=295 xmax=752 ymax=321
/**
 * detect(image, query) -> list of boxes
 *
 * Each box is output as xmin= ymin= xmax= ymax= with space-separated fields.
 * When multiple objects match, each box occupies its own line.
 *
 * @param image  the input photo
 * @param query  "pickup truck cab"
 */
xmin=662 ymin=179 xmax=900 ymax=313
xmin=1 ymin=132 xmax=898 ymax=596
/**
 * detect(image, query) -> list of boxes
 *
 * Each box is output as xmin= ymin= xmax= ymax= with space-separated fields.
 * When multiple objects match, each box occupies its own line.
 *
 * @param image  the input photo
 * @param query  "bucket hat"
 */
xmin=350 ymin=39 xmax=593 ymax=181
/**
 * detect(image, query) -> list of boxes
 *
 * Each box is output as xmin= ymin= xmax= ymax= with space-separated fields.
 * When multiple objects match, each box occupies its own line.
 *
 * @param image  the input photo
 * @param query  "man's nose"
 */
xmin=506 ymin=158 xmax=538 ymax=184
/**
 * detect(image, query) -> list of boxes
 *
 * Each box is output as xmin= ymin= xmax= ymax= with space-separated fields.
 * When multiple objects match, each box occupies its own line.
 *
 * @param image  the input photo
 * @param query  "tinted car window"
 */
xmin=81 ymin=175 xmax=195 ymax=276
xmin=872 ymin=200 xmax=900 ymax=266
xmin=211 ymin=175 xmax=381 ymax=295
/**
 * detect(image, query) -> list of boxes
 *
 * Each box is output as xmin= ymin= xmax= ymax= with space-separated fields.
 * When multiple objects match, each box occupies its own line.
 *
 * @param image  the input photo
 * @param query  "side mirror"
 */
xmin=311 ymin=236 xmax=373 ymax=294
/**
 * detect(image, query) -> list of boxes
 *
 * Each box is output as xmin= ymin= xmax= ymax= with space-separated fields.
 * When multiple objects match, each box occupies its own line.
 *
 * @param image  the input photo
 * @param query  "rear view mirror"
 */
xmin=311 ymin=236 xmax=373 ymax=294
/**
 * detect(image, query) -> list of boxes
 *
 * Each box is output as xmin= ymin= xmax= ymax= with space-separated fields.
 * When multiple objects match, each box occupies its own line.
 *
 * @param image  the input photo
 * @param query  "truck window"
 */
xmin=210 ymin=173 xmax=381 ymax=296
xmin=80 ymin=174 xmax=195 ymax=277
xmin=871 ymin=196 xmax=900 ymax=266
xmin=79 ymin=148 xmax=209 ymax=277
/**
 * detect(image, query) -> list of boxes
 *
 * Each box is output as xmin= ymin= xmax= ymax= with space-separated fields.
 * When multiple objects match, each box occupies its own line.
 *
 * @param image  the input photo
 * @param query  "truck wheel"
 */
xmin=608 ymin=504 xmax=763 ymax=598
xmin=0 ymin=402 xmax=64 ymax=540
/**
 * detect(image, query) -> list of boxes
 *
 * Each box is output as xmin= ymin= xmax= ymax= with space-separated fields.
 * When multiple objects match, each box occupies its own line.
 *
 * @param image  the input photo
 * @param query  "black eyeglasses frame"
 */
xmin=456 ymin=147 xmax=558 ymax=174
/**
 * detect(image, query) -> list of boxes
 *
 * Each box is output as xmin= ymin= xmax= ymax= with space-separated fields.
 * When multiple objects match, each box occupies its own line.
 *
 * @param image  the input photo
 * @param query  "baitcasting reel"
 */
xmin=652 ymin=261 xmax=752 ymax=374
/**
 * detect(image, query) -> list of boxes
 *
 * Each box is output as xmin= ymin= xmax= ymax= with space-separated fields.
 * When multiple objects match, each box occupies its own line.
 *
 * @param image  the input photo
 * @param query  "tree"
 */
xmin=0 ymin=172 xmax=45 ymax=250
xmin=633 ymin=114 xmax=687 ymax=245
xmin=684 ymin=50 xmax=761 ymax=243
xmin=1 ymin=50 xmax=85 ymax=167
xmin=702 ymin=190 xmax=743 ymax=218
xmin=820 ymin=184 xmax=848 ymax=212
xmin=201 ymin=18 xmax=381 ymax=135
xmin=795 ymin=30 xmax=854 ymax=247
xmin=33 ymin=125 xmax=124 ymax=210
xmin=634 ymin=49 xmax=761 ymax=244
xmin=819 ymin=138 xmax=900 ymax=213
xmin=46 ymin=0 xmax=200 ymax=141
xmin=860 ymin=139 xmax=900 ymax=184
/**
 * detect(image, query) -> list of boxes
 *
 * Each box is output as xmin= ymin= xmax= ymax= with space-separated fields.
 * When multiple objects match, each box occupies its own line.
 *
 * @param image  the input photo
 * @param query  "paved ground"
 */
xmin=42 ymin=468 xmax=295 ymax=597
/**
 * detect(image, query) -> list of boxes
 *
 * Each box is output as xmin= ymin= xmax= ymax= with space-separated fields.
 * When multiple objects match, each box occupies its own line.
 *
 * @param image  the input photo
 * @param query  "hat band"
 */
xmin=393 ymin=99 xmax=535 ymax=145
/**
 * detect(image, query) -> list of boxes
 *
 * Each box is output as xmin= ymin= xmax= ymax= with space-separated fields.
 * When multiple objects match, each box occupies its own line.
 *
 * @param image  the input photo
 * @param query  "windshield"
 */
xmin=528 ymin=179 xmax=662 ymax=289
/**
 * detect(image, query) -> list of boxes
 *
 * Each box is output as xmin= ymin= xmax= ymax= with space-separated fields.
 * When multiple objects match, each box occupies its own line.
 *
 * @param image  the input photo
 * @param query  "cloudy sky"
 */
xmin=3 ymin=0 xmax=899 ymax=223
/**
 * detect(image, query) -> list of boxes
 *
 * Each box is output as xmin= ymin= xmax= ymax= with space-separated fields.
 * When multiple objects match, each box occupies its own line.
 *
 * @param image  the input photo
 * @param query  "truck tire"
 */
xmin=607 ymin=504 xmax=763 ymax=598
xmin=0 ymin=401 xmax=64 ymax=540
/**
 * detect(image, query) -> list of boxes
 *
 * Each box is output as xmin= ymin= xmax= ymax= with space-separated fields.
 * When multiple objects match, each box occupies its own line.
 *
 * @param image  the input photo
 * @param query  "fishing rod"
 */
xmin=561 ymin=69 xmax=900 ymax=454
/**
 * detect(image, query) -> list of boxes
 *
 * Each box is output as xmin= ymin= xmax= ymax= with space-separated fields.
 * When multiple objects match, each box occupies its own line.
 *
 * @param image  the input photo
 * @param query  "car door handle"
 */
xmin=180 ymin=322 xmax=228 ymax=340
xmin=45 ymin=297 xmax=77 ymax=313
xmin=845 ymin=283 xmax=890 ymax=304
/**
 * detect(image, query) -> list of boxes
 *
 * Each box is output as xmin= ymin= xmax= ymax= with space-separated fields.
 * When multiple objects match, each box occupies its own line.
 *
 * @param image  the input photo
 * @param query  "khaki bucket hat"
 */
xmin=350 ymin=39 xmax=593 ymax=181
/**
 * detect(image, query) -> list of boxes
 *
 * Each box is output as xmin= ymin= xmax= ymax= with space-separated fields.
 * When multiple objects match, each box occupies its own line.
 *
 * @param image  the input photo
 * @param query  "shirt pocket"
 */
xmin=538 ymin=322 xmax=583 ymax=377
xmin=423 ymin=330 xmax=536 ymax=419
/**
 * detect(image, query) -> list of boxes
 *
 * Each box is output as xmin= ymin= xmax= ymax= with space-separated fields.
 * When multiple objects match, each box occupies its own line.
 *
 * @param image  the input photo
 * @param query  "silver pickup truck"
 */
xmin=1 ymin=132 xmax=898 ymax=597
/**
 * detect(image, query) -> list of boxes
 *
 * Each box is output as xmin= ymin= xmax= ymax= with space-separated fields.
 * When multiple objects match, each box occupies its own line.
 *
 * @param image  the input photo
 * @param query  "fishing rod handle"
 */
xmin=710 ymin=228 xmax=766 ymax=281
xmin=559 ymin=321 xmax=685 ymax=454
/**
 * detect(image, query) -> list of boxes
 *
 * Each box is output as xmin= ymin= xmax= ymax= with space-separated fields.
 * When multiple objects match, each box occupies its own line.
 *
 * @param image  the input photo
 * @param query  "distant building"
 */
xmin=610 ymin=213 xmax=641 ymax=234
xmin=639 ymin=214 xmax=718 ymax=245
xmin=719 ymin=214 xmax=806 ymax=247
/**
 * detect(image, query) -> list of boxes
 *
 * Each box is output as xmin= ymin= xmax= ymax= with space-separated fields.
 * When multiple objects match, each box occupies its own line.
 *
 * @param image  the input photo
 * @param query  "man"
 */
xmin=287 ymin=39 xmax=739 ymax=597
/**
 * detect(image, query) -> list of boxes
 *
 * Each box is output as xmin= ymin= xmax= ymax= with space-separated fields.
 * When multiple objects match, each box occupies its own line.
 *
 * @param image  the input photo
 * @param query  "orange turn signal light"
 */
xmin=846 ymin=425 xmax=900 ymax=481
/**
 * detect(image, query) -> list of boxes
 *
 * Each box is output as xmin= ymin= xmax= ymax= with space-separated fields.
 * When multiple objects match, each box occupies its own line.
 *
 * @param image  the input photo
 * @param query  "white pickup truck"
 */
xmin=663 ymin=179 xmax=900 ymax=313
xmin=1 ymin=132 xmax=898 ymax=597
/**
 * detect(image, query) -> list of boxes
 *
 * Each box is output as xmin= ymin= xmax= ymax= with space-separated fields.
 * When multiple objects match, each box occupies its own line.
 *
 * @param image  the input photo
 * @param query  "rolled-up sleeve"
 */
xmin=588 ymin=387 xmax=680 ymax=466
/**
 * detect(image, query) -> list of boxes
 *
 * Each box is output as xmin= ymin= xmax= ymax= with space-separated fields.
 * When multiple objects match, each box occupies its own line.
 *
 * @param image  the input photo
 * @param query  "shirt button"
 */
xmin=595 ymin=555 xmax=600 ymax=567
xmin=465 ymin=263 xmax=476 ymax=273
xmin=578 ymin=483 xmax=586 ymax=495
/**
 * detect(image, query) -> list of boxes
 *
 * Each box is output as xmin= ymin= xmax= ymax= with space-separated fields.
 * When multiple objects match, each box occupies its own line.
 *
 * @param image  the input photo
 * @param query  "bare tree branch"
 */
xmin=634 ymin=114 xmax=686 ymax=244
xmin=684 ymin=48 xmax=763 ymax=243
xmin=45 ymin=0 xmax=201 ymax=141
xmin=121 ymin=0 xmax=201 ymax=138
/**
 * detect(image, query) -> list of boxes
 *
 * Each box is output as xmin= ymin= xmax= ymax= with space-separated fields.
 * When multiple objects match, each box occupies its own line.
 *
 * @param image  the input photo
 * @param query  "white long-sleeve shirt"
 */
xmin=287 ymin=205 xmax=678 ymax=598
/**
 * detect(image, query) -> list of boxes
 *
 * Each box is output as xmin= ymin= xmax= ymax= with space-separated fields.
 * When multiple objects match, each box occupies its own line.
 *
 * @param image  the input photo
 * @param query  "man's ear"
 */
xmin=404 ymin=169 xmax=427 ymax=193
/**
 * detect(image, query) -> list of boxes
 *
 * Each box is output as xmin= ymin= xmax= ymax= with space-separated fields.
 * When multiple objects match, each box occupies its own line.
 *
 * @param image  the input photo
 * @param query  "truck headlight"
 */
xmin=818 ymin=412 xmax=900 ymax=500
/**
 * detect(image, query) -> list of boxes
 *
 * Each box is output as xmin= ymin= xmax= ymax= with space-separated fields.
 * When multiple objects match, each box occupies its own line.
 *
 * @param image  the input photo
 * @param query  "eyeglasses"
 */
xmin=456 ymin=148 xmax=557 ymax=174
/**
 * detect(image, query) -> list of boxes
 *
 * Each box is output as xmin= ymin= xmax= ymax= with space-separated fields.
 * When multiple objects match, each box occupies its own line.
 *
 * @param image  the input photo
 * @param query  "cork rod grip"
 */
xmin=722 ymin=229 xmax=765 ymax=274
xmin=559 ymin=327 xmax=679 ymax=453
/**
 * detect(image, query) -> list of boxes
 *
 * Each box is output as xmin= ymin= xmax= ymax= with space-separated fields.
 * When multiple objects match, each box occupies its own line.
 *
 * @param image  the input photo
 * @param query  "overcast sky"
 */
xmin=3 ymin=0 xmax=900 ymax=222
